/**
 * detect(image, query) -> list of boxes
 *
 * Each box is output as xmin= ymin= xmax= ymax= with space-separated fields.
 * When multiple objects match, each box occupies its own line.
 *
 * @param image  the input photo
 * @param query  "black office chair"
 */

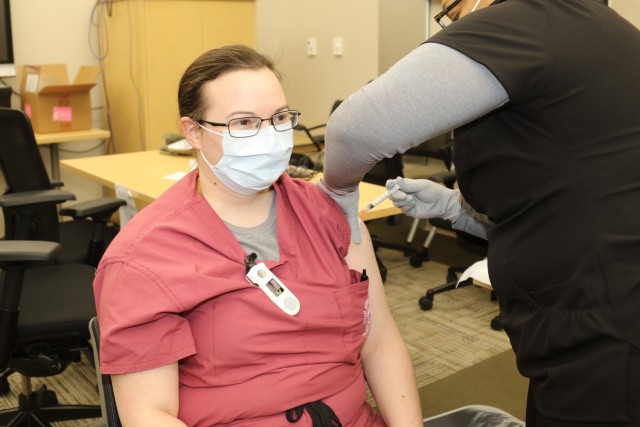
xmin=404 ymin=132 xmax=454 ymax=172
xmin=417 ymin=223 xmax=501 ymax=330
xmin=0 ymin=107 xmax=125 ymax=267
xmin=0 ymin=240 xmax=101 ymax=426
xmin=295 ymin=100 xmax=343 ymax=151
xmin=0 ymin=107 xmax=125 ymax=396
xmin=408 ymin=172 xmax=502 ymax=330
xmin=406 ymin=171 xmax=458 ymax=267
xmin=89 ymin=317 xmax=121 ymax=427
xmin=404 ymin=133 xmax=455 ymax=265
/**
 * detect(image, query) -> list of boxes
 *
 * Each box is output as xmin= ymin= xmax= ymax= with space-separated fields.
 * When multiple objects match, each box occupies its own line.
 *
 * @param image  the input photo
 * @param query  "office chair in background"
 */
xmin=0 ymin=107 xmax=124 ymax=268
xmin=406 ymin=172 xmax=501 ymax=330
xmin=403 ymin=132 xmax=455 ymax=266
xmin=0 ymin=107 xmax=125 ymax=395
xmin=404 ymin=132 xmax=454 ymax=173
xmin=0 ymin=241 xmax=101 ymax=426
xmin=295 ymin=100 xmax=343 ymax=152
xmin=395 ymin=134 xmax=502 ymax=329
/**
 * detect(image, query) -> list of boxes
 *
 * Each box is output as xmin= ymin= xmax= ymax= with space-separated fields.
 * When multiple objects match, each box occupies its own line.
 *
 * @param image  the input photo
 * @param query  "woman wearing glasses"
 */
xmin=322 ymin=0 xmax=640 ymax=426
xmin=93 ymin=45 xmax=422 ymax=426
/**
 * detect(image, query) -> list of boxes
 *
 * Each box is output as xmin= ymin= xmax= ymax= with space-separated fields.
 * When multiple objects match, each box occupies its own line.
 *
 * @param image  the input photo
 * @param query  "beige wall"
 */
xmin=612 ymin=0 xmax=640 ymax=26
xmin=256 ymin=0 xmax=436 ymax=127
xmin=256 ymin=0 xmax=379 ymax=127
xmin=379 ymin=0 xmax=428 ymax=73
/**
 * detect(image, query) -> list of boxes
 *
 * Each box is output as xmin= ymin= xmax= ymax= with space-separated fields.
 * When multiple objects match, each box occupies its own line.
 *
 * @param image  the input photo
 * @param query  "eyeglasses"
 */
xmin=199 ymin=109 xmax=301 ymax=138
xmin=434 ymin=0 xmax=463 ymax=28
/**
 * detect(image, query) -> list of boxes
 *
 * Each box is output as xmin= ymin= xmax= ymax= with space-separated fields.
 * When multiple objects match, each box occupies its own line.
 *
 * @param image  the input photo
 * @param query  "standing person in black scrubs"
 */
xmin=318 ymin=0 xmax=640 ymax=425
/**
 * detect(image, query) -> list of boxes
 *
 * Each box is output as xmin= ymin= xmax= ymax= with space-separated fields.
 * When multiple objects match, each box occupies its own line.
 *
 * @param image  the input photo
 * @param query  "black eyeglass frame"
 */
xmin=198 ymin=109 xmax=301 ymax=138
xmin=434 ymin=0 xmax=463 ymax=28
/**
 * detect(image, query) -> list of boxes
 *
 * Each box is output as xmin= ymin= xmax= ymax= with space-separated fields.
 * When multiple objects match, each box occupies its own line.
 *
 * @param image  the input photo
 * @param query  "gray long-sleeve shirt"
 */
xmin=323 ymin=42 xmax=508 ymax=192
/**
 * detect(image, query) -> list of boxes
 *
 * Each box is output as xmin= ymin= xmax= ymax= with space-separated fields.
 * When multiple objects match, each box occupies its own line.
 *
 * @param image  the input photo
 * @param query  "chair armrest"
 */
xmin=295 ymin=123 xmax=327 ymax=133
xmin=0 ymin=189 xmax=76 ymax=208
xmin=59 ymin=197 xmax=126 ymax=222
xmin=305 ymin=124 xmax=327 ymax=132
xmin=429 ymin=171 xmax=457 ymax=189
xmin=0 ymin=241 xmax=62 ymax=262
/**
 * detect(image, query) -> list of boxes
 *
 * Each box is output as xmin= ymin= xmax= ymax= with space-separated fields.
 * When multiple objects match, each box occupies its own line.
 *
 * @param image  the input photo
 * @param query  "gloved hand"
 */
xmin=386 ymin=177 xmax=461 ymax=221
xmin=317 ymin=179 xmax=362 ymax=244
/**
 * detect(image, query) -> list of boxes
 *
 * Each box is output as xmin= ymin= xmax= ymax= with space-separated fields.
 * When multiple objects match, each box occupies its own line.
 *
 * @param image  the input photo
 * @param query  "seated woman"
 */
xmin=93 ymin=45 xmax=422 ymax=427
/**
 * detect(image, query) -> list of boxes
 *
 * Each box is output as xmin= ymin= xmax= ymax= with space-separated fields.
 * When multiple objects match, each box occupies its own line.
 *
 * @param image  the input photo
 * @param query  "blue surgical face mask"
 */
xmin=197 ymin=124 xmax=293 ymax=195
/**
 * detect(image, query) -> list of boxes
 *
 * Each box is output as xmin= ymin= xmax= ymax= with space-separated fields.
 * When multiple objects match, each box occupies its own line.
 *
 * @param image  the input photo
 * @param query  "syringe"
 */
xmin=359 ymin=183 xmax=401 ymax=215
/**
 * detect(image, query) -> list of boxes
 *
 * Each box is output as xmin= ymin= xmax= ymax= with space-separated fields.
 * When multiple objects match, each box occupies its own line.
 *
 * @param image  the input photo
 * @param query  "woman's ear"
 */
xmin=180 ymin=117 xmax=203 ymax=150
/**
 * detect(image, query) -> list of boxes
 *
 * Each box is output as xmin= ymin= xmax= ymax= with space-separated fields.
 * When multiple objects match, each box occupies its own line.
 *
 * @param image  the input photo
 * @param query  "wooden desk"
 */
xmin=35 ymin=128 xmax=111 ymax=181
xmin=60 ymin=150 xmax=400 ymax=221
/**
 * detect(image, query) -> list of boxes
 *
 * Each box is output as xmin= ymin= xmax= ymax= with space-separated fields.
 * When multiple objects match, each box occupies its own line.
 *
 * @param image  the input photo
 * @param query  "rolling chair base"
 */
xmin=0 ymin=384 xmax=101 ymax=427
xmin=418 ymin=273 xmax=503 ymax=331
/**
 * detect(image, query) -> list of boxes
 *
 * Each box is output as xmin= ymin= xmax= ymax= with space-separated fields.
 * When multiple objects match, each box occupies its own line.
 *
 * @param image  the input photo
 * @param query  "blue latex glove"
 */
xmin=317 ymin=178 xmax=361 ymax=244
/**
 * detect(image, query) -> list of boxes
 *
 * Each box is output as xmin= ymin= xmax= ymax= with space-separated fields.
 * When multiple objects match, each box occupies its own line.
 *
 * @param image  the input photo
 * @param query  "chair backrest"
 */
xmin=405 ymin=132 xmax=454 ymax=171
xmin=328 ymin=99 xmax=343 ymax=116
xmin=362 ymin=154 xmax=404 ymax=187
xmin=0 ymin=107 xmax=61 ymax=242
xmin=89 ymin=317 xmax=122 ymax=427
xmin=0 ymin=107 xmax=53 ymax=193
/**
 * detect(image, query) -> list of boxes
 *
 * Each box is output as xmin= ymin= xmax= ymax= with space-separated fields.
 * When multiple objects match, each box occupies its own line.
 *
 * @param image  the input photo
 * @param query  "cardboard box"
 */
xmin=20 ymin=64 xmax=100 ymax=133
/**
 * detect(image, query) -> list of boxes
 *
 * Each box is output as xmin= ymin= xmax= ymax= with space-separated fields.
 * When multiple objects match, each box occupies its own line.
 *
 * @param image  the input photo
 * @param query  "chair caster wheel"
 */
xmin=409 ymin=248 xmax=428 ymax=268
xmin=36 ymin=385 xmax=58 ymax=407
xmin=419 ymin=295 xmax=433 ymax=311
xmin=490 ymin=316 xmax=503 ymax=331
xmin=409 ymin=255 xmax=423 ymax=268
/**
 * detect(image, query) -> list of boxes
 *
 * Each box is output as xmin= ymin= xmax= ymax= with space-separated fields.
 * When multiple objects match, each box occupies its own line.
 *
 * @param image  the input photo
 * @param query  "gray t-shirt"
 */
xmin=224 ymin=192 xmax=279 ymax=261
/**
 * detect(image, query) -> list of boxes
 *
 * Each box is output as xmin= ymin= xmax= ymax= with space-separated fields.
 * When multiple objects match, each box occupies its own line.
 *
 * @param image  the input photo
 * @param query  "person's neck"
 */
xmin=198 ymin=168 xmax=274 ymax=227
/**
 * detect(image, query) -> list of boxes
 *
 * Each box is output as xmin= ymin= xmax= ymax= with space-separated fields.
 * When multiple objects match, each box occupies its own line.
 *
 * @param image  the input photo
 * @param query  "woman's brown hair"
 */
xmin=178 ymin=45 xmax=280 ymax=122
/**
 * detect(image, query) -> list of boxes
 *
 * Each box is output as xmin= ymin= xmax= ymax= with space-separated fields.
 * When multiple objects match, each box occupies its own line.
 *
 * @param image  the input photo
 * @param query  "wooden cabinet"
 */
xmin=100 ymin=0 xmax=255 ymax=153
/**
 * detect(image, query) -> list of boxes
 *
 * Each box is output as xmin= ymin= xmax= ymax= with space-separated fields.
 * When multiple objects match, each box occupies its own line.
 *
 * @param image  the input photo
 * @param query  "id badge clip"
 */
xmin=245 ymin=262 xmax=300 ymax=316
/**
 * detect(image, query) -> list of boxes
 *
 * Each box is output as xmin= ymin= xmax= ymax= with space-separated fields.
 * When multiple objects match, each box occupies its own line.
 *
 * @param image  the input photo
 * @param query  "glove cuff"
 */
xmin=451 ymin=199 xmax=492 ymax=239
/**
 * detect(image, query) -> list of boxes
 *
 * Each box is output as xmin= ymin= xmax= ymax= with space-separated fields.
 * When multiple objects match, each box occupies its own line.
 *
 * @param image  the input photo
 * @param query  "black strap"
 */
xmin=286 ymin=400 xmax=343 ymax=427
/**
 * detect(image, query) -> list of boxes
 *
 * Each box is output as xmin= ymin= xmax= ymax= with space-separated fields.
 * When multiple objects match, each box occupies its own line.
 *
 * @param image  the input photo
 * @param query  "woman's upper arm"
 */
xmin=111 ymin=363 xmax=186 ymax=426
xmin=345 ymin=221 xmax=396 ymax=347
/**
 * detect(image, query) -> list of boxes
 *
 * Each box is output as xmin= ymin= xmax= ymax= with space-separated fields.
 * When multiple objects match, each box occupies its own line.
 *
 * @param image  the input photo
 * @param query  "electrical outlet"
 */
xmin=332 ymin=37 xmax=344 ymax=56
xmin=306 ymin=38 xmax=317 ymax=57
